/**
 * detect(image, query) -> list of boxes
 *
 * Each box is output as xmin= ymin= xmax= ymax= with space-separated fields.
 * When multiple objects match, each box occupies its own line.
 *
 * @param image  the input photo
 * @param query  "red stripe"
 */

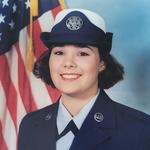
xmin=15 ymin=44 xmax=37 ymax=113
xmin=32 ymin=19 xmax=47 ymax=58
xmin=0 ymin=121 xmax=8 ymax=150
xmin=0 ymin=55 xmax=18 ymax=131
xmin=46 ymin=85 xmax=60 ymax=103
xmin=51 ymin=5 xmax=62 ymax=18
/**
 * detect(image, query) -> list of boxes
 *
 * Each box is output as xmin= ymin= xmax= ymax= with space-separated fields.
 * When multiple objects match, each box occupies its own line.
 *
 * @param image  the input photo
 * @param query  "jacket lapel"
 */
xmin=70 ymin=90 xmax=116 ymax=150
xmin=33 ymin=101 xmax=59 ymax=150
xmin=45 ymin=108 xmax=58 ymax=150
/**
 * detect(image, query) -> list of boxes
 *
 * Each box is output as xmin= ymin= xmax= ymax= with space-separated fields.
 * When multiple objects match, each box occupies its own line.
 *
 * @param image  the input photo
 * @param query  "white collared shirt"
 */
xmin=56 ymin=90 xmax=100 ymax=150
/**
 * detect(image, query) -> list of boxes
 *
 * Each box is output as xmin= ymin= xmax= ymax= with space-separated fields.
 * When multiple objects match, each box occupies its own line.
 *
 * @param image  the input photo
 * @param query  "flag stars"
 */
xmin=13 ymin=4 xmax=17 ymax=13
xmin=25 ymin=0 xmax=30 ymax=9
xmin=9 ymin=20 xmax=15 ymax=30
xmin=2 ymin=0 xmax=9 ymax=8
xmin=0 ymin=14 xmax=5 ymax=24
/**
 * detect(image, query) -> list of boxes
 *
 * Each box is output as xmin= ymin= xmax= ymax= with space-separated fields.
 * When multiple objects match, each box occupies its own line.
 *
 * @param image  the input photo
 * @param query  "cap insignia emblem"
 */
xmin=66 ymin=16 xmax=83 ymax=31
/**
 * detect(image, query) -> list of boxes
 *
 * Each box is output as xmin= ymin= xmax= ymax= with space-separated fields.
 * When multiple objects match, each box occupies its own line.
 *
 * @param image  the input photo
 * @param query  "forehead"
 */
xmin=52 ymin=44 xmax=98 ymax=49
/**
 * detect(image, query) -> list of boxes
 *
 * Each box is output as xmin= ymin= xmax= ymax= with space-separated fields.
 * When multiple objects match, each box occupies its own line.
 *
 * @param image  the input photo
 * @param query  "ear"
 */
xmin=99 ymin=61 xmax=106 ymax=72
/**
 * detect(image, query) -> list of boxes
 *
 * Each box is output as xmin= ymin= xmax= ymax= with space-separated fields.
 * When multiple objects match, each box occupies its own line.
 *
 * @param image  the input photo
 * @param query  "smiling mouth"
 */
xmin=60 ymin=73 xmax=82 ymax=80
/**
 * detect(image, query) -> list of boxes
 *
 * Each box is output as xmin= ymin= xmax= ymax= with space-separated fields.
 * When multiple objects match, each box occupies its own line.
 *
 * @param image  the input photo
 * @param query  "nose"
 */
xmin=63 ymin=56 xmax=77 ymax=69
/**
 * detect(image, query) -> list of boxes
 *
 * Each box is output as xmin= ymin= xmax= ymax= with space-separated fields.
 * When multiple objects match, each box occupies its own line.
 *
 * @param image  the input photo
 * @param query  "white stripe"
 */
xmin=0 ymin=83 xmax=6 ymax=121
xmin=18 ymin=27 xmax=28 ymax=62
xmin=0 ymin=83 xmax=17 ymax=150
xmin=38 ymin=10 xmax=55 ymax=32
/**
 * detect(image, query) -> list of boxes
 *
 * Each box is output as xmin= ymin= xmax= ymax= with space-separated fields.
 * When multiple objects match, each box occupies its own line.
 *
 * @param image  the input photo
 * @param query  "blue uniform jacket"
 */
xmin=18 ymin=90 xmax=150 ymax=150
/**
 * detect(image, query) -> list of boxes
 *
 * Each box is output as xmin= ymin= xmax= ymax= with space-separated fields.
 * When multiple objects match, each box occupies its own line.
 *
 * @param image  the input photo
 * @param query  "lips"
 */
xmin=60 ymin=73 xmax=82 ymax=81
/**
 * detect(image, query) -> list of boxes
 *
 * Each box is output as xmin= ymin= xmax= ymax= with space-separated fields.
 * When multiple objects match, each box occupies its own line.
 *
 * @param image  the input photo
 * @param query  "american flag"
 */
xmin=0 ymin=0 xmax=64 ymax=149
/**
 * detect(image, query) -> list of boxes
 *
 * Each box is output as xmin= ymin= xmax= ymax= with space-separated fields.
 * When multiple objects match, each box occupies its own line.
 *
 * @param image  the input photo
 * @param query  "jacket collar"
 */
xmin=70 ymin=89 xmax=116 ymax=150
xmin=33 ymin=90 xmax=116 ymax=150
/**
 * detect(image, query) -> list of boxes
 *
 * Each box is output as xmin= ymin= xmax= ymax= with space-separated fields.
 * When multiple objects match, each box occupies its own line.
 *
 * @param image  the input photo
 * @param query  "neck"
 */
xmin=61 ymin=90 xmax=98 ymax=116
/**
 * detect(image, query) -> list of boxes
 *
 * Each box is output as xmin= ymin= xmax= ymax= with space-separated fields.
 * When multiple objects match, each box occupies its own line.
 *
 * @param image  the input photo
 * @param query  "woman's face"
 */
xmin=49 ymin=44 xmax=105 ymax=98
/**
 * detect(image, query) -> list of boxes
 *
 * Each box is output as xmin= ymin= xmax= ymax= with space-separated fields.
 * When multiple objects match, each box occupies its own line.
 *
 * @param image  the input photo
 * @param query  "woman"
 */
xmin=18 ymin=9 xmax=150 ymax=150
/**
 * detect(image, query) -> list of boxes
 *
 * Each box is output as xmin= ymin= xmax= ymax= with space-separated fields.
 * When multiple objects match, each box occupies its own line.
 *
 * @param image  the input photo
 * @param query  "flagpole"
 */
xmin=59 ymin=0 xmax=67 ymax=9
xmin=26 ymin=0 xmax=38 ymax=72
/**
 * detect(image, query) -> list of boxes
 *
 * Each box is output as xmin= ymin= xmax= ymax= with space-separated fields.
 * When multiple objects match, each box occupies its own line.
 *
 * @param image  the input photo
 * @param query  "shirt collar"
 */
xmin=57 ymin=89 xmax=100 ymax=134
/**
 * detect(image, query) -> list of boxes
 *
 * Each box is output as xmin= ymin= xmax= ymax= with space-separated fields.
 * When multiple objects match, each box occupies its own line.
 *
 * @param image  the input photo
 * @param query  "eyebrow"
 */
xmin=74 ymin=44 xmax=96 ymax=51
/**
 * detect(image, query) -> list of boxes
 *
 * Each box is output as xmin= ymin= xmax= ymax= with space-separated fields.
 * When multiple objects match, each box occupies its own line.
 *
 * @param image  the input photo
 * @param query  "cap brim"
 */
xmin=40 ymin=32 xmax=102 ymax=48
xmin=40 ymin=31 xmax=113 ymax=55
xmin=40 ymin=32 xmax=52 ymax=49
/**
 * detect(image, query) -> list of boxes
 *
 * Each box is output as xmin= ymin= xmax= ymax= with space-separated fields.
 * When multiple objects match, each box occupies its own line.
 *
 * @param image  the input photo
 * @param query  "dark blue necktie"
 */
xmin=57 ymin=120 xmax=79 ymax=140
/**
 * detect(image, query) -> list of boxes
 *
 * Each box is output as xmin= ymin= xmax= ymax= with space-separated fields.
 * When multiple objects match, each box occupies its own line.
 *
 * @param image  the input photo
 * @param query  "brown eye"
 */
xmin=53 ymin=51 xmax=64 ymax=55
xmin=79 ymin=52 xmax=89 ymax=56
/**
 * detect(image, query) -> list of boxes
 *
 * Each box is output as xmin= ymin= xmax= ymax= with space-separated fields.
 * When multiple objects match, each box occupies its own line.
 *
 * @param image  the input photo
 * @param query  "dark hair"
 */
xmin=99 ymin=54 xmax=124 ymax=89
xmin=33 ymin=47 xmax=124 ymax=89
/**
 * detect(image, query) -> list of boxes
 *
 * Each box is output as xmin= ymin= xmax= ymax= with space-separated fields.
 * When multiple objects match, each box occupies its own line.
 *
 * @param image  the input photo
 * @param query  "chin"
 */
xmin=59 ymin=88 xmax=81 ymax=97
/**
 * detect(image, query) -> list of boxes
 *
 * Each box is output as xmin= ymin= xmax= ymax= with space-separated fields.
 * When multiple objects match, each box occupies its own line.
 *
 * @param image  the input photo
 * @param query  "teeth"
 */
xmin=61 ymin=74 xmax=80 ymax=79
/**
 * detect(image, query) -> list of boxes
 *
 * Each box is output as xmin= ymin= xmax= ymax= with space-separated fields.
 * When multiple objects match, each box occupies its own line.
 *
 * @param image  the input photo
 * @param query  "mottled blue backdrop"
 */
xmin=66 ymin=0 xmax=150 ymax=114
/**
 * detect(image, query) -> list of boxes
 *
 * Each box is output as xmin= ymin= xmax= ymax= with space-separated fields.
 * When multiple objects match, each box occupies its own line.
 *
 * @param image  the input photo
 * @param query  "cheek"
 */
xmin=82 ymin=59 xmax=100 ymax=74
xmin=49 ymin=58 xmax=60 ymax=87
xmin=49 ymin=57 xmax=58 ymax=77
xmin=49 ymin=56 xmax=60 ymax=71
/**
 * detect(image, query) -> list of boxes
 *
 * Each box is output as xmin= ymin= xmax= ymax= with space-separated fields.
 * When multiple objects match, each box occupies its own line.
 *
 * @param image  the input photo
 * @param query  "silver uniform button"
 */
xmin=94 ymin=112 xmax=104 ymax=122
xmin=66 ymin=16 xmax=83 ymax=30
